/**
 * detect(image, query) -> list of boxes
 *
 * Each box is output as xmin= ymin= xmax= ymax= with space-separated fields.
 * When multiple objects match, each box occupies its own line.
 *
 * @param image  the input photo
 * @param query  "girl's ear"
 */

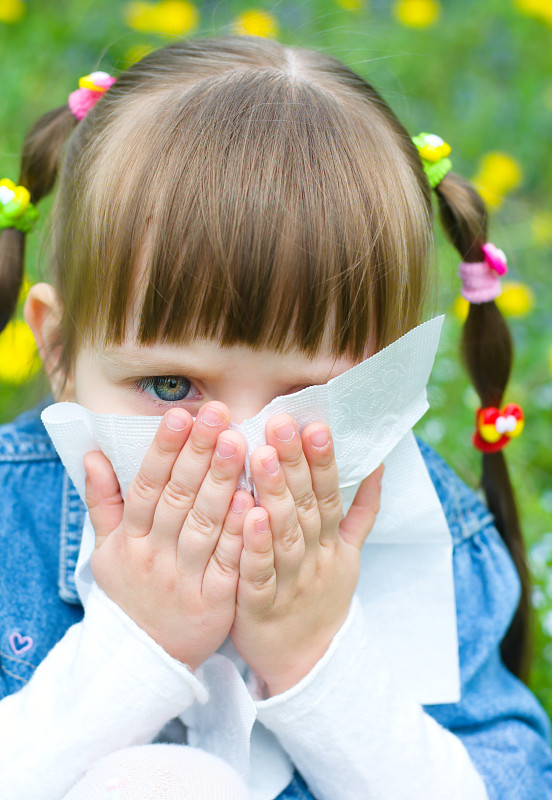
xmin=24 ymin=283 xmax=74 ymax=401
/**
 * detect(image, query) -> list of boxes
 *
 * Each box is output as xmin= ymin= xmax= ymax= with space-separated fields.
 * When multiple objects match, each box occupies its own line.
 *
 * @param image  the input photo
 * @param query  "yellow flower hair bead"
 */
xmin=0 ymin=179 xmax=39 ymax=233
xmin=412 ymin=132 xmax=453 ymax=188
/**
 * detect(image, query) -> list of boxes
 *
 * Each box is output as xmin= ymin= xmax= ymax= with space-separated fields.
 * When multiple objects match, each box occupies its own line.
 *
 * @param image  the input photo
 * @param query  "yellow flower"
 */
xmin=232 ymin=10 xmax=279 ymax=38
xmin=515 ymin=0 xmax=552 ymax=26
xmin=496 ymin=281 xmax=535 ymax=317
xmin=392 ymin=0 xmax=441 ymax=27
xmin=124 ymin=1 xmax=199 ymax=36
xmin=531 ymin=211 xmax=552 ymax=246
xmin=336 ymin=0 xmax=365 ymax=9
xmin=472 ymin=152 xmax=523 ymax=209
xmin=0 ymin=0 xmax=26 ymax=23
xmin=0 ymin=320 xmax=41 ymax=384
xmin=414 ymin=133 xmax=451 ymax=162
xmin=453 ymin=281 xmax=535 ymax=322
xmin=453 ymin=295 xmax=469 ymax=322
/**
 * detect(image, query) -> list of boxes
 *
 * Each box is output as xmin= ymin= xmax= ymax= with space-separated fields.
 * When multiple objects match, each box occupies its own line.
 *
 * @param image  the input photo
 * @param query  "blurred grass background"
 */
xmin=1 ymin=0 xmax=551 ymax=713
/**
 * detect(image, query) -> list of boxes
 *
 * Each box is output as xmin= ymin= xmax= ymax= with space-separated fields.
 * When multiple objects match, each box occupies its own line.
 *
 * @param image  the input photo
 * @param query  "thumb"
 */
xmin=339 ymin=463 xmax=384 ymax=549
xmin=84 ymin=450 xmax=124 ymax=547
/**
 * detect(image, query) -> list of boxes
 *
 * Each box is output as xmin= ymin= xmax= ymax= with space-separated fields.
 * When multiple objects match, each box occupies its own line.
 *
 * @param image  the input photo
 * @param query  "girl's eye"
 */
xmin=137 ymin=376 xmax=198 ymax=403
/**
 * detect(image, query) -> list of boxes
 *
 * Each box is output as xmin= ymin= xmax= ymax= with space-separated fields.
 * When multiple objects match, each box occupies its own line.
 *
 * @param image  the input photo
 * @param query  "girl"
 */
xmin=0 ymin=34 xmax=551 ymax=800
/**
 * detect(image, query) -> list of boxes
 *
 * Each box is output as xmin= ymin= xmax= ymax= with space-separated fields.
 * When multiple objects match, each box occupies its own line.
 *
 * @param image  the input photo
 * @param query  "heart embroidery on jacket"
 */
xmin=8 ymin=631 xmax=34 ymax=656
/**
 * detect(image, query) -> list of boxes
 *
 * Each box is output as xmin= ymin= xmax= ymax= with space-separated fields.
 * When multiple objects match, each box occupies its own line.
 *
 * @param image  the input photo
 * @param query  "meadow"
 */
xmin=1 ymin=0 xmax=551 ymax=715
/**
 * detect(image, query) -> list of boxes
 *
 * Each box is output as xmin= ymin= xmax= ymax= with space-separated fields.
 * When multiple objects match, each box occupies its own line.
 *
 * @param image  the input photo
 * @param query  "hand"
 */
xmin=230 ymin=415 xmax=383 ymax=696
xmin=83 ymin=402 xmax=255 ymax=669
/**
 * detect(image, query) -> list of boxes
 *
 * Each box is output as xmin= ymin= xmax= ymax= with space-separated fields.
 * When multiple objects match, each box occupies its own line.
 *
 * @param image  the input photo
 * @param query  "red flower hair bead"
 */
xmin=473 ymin=403 xmax=525 ymax=453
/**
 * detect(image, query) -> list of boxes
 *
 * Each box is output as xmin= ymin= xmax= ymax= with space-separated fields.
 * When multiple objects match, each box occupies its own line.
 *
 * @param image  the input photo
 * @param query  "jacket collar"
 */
xmin=59 ymin=469 xmax=86 ymax=605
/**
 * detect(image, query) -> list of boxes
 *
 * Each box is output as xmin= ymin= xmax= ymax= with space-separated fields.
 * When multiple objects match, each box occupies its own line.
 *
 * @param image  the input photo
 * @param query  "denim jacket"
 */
xmin=1 ymin=397 xmax=552 ymax=800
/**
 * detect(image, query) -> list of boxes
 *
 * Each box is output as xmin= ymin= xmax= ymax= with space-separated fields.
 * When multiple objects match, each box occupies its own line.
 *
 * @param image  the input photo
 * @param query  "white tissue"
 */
xmin=41 ymin=315 xmax=460 ymax=704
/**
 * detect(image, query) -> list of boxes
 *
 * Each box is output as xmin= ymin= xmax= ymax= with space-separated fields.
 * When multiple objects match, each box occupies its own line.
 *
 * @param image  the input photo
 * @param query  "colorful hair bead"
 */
xmin=412 ymin=132 xmax=453 ymax=188
xmin=482 ymin=242 xmax=508 ymax=276
xmin=458 ymin=242 xmax=509 ymax=304
xmin=68 ymin=71 xmax=116 ymax=121
xmin=0 ymin=179 xmax=39 ymax=233
xmin=473 ymin=403 xmax=524 ymax=453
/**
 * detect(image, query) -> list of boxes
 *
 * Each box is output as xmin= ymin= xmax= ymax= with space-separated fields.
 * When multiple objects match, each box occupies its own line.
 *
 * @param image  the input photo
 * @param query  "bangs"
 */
xmin=53 ymin=39 xmax=433 ymax=364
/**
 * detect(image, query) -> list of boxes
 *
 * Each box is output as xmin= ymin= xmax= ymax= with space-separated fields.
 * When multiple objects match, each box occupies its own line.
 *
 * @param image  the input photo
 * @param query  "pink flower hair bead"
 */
xmin=68 ymin=71 xmax=116 ymax=121
xmin=482 ymin=242 xmax=508 ymax=276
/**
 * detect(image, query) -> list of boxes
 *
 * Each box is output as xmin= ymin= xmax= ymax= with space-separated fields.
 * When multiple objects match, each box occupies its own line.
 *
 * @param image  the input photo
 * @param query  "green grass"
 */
xmin=1 ymin=0 xmax=551 ymax=714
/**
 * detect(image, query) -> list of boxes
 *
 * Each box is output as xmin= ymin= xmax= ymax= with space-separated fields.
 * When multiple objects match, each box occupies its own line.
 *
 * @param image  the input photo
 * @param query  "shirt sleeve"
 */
xmin=0 ymin=581 xmax=208 ymax=800
xmin=255 ymin=520 xmax=552 ymax=800
xmin=254 ymin=593 xmax=490 ymax=800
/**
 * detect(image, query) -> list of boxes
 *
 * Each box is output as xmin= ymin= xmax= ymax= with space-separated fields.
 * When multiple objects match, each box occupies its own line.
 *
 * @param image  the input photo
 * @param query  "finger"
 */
xmin=237 ymin=507 xmax=276 ymax=613
xmin=177 ymin=429 xmax=246 ymax=575
xmin=202 ymin=489 xmax=255 ymax=602
xmin=122 ymin=408 xmax=193 ymax=537
xmin=249 ymin=445 xmax=305 ymax=581
xmin=84 ymin=450 xmax=123 ymax=547
xmin=302 ymin=423 xmax=342 ymax=544
xmin=150 ymin=402 xmax=230 ymax=546
xmin=339 ymin=464 xmax=385 ymax=549
xmin=265 ymin=414 xmax=320 ymax=546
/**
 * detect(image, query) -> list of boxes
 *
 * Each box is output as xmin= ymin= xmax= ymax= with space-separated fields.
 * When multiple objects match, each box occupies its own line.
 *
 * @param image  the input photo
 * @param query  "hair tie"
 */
xmin=68 ymin=71 xmax=116 ymax=121
xmin=458 ymin=242 xmax=508 ymax=304
xmin=473 ymin=403 xmax=524 ymax=453
xmin=0 ymin=179 xmax=39 ymax=233
xmin=412 ymin=132 xmax=452 ymax=188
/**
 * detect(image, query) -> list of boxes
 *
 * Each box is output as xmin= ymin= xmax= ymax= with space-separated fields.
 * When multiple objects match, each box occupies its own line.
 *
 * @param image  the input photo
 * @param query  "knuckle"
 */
xmin=128 ymin=472 xmax=159 ymax=504
xmin=295 ymin=488 xmax=319 ymax=517
xmin=279 ymin=521 xmax=305 ymax=552
xmin=188 ymin=434 xmax=216 ymax=459
xmin=318 ymin=488 xmax=343 ymax=517
xmin=282 ymin=448 xmax=304 ymax=471
xmin=187 ymin=504 xmax=217 ymax=536
xmin=249 ymin=565 xmax=276 ymax=591
xmin=162 ymin=479 xmax=195 ymax=512
xmin=153 ymin=434 xmax=181 ymax=459
xmin=269 ymin=479 xmax=290 ymax=501
xmin=314 ymin=458 xmax=336 ymax=478
xmin=211 ymin=549 xmax=237 ymax=579
xmin=208 ymin=465 xmax=236 ymax=490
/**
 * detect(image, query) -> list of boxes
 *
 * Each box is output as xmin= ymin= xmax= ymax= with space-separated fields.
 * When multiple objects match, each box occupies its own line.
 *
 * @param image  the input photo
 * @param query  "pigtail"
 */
xmin=435 ymin=170 xmax=531 ymax=681
xmin=0 ymin=105 xmax=77 ymax=333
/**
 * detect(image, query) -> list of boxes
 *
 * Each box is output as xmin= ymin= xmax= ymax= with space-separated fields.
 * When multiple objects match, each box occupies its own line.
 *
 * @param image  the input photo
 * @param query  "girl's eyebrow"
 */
xmin=99 ymin=349 xmax=211 ymax=375
xmin=99 ymin=348 xmax=344 ymax=384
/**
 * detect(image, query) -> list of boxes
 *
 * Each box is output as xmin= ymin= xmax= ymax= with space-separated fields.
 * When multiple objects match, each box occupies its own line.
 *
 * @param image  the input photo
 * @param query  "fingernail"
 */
xmin=309 ymin=427 xmax=329 ymax=448
xmin=261 ymin=452 xmax=279 ymax=475
xmin=166 ymin=409 xmax=188 ymax=431
xmin=216 ymin=436 xmax=237 ymax=459
xmin=231 ymin=493 xmax=248 ymax=513
xmin=274 ymin=421 xmax=295 ymax=442
xmin=255 ymin=514 xmax=269 ymax=532
xmin=201 ymin=406 xmax=224 ymax=427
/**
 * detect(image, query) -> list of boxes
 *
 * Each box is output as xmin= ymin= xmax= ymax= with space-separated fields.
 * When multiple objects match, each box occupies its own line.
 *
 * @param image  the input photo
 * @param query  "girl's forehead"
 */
xmin=98 ymin=337 xmax=360 ymax=382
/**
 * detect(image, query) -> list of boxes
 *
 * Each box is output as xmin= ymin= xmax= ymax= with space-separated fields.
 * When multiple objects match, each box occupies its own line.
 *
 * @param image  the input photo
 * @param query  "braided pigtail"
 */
xmin=433 ymin=163 xmax=530 ymax=681
xmin=0 ymin=104 xmax=77 ymax=332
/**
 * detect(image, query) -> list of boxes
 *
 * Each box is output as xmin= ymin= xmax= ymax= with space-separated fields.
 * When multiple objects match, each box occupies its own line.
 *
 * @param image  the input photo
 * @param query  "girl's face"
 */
xmin=71 ymin=338 xmax=360 ymax=423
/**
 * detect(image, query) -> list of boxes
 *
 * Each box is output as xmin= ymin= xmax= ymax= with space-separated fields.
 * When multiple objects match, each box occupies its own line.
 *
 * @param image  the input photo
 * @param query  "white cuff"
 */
xmin=255 ymin=596 xmax=488 ymax=800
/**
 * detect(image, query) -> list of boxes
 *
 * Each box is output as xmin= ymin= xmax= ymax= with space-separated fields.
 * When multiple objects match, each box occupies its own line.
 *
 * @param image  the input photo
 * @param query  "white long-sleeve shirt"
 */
xmin=0 ymin=580 xmax=488 ymax=800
